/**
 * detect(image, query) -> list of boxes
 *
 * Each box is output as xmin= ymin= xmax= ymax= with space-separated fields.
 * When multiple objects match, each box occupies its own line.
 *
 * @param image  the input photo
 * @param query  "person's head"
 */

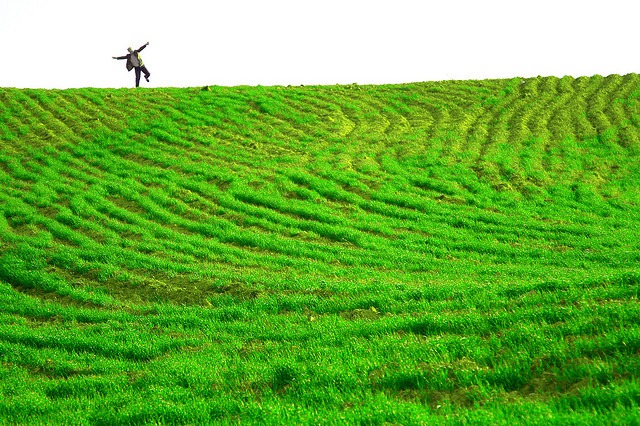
xmin=127 ymin=47 xmax=133 ymax=53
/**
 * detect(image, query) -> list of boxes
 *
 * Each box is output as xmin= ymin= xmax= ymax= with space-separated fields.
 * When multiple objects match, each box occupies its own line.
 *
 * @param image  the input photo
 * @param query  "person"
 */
xmin=113 ymin=42 xmax=151 ymax=87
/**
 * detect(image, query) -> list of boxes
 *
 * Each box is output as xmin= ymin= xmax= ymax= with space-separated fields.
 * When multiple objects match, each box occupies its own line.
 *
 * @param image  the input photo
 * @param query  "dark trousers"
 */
xmin=134 ymin=66 xmax=151 ymax=87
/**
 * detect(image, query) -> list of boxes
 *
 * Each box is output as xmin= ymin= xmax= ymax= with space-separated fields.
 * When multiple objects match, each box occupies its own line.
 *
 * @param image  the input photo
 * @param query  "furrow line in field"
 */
xmin=58 ymin=91 xmax=131 ymax=139
xmin=411 ymin=85 xmax=481 ymax=105
xmin=0 ymin=92 xmax=76 ymax=149
xmin=611 ymin=74 xmax=640 ymax=152
xmin=122 ymin=92 xmax=306 ymax=164
xmin=0 ymin=90 xmax=32 ymax=148
xmin=0 ymin=189 xmax=112 ymax=260
xmin=111 ymin=131 xmax=261 ymax=181
xmin=494 ymin=77 xmax=581 ymax=191
xmin=619 ymin=72 xmax=640 ymax=103
xmin=599 ymin=74 xmax=631 ymax=129
xmin=53 ymin=144 xmax=115 ymax=184
xmin=570 ymin=76 xmax=601 ymax=141
xmin=199 ymin=117 xmax=308 ymax=161
xmin=331 ymin=90 xmax=408 ymax=138
xmin=553 ymin=86 xmax=589 ymax=152
xmin=0 ymin=149 xmax=253 ymax=270
xmin=404 ymin=81 xmax=489 ymax=106
xmin=610 ymin=74 xmax=639 ymax=127
xmin=1 ymin=159 xmax=504 ymax=260
xmin=0 ymin=154 xmax=41 ymax=191
xmin=0 ymin=324 xmax=183 ymax=362
xmin=220 ymin=190 xmax=366 ymax=248
xmin=467 ymin=79 xmax=532 ymax=190
xmin=537 ymin=78 xmax=594 ymax=185
xmin=484 ymin=84 xmax=537 ymax=191
xmin=400 ymin=97 xmax=450 ymax=139
xmin=525 ymin=76 xmax=560 ymax=136
xmin=87 ymin=136 xmax=239 ymax=192
xmin=524 ymin=77 xmax=576 ymax=185
xmin=249 ymin=88 xmax=331 ymax=131
xmin=512 ymin=77 xmax=551 ymax=135
xmin=153 ymin=88 xmax=311 ymax=151
xmin=273 ymin=93 xmax=361 ymax=145
xmin=316 ymin=94 xmax=376 ymax=139
xmin=545 ymin=77 xmax=577 ymax=151
xmin=174 ymin=179 xmax=439 ymax=268
xmin=52 ymin=91 xmax=109 ymax=132
xmin=578 ymin=75 xmax=633 ymax=187
xmin=230 ymin=190 xmax=387 ymax=248
xmin=86 ymin=178 xmax=390 ymax=271
xmin=282 ymin=171 xmax=418 ymax=229
xmin=473 ymin=79 xmax=523 ymax=146
xmin=296 ymin=90 xmax=402 ymax=172
xmin=69 ymin=90 xmax=129 ymax=133
xmin=19 ymin=91 xmax=104 ymax=148
xmin=167 ymin=183 xmax=334 ymax=244
xmin=280 ymin=168 xmax=586 ymax=251
xmin=587 ymin=75 xmax=617 ymax=133
xmin=140 ymin=89 xmax=231 ymax=128
xmin=458 ymin=78 xmax=517 ymax=153
xmin=69 ymin=192 xmax=280 ymax=269
xmin=554 ymin=76 xmax=622 ymax=187
xmin=313 ymin=89 xmax=435 ymax=141
xmin=412 ymin=88 xmax=475 ymax=123
xmin=172 ymin=95 xmax=309 ymax=157
xmin=599 ymin=75 xmax=640 ymax=156
xmin=507 ymin=77 xmax=549 ymax=144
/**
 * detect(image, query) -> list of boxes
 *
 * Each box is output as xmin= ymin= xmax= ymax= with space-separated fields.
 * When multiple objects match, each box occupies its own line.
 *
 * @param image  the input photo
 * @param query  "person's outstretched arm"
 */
xmin=137 ymin=42 xmax=149 ymax=52
xmin=113 ymin=55 xmax=127 ymax=60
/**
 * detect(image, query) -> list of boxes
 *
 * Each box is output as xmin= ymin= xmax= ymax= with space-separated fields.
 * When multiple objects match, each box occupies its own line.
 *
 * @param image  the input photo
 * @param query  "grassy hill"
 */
xmin=1 ymin=74 xmax=639 ymax=424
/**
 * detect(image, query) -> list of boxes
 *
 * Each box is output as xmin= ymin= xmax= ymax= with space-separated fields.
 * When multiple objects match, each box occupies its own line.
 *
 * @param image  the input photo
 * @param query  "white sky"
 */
xmin=0 ymin=0 xmax=638 ymax=89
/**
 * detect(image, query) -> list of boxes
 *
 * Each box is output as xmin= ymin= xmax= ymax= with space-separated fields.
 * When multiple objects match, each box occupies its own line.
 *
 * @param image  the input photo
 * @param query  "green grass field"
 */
xmin=1 ymin=74 xmax=639 ymax=424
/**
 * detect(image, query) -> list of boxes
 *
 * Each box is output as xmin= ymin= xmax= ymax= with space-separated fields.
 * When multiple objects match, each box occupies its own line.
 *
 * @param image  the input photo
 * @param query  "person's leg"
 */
xmin=141 ymin=65 xmax=151 ymax=82
xmin=135 ymin=67 xmax=141 ymax=87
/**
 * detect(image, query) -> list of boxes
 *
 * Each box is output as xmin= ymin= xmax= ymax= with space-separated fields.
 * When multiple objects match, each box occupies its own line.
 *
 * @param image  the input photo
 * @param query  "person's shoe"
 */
xmin=145 ymin=74 xmax=150 ymax=82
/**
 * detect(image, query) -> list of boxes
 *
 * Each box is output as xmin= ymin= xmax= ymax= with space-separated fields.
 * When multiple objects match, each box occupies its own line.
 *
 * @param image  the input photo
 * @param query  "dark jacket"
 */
xmin=115 ymin=44 xmax=147 ymax=71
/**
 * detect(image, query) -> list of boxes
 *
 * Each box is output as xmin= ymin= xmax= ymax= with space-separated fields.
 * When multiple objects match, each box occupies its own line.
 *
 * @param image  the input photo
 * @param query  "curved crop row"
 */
xmin=1 ymin=77 xmax=640 ymax=306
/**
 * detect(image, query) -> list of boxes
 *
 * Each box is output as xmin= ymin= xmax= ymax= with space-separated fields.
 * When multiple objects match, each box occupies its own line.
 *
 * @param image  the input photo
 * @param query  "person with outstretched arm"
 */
xmin=113 ymin=42 xmax=151 ymax=87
